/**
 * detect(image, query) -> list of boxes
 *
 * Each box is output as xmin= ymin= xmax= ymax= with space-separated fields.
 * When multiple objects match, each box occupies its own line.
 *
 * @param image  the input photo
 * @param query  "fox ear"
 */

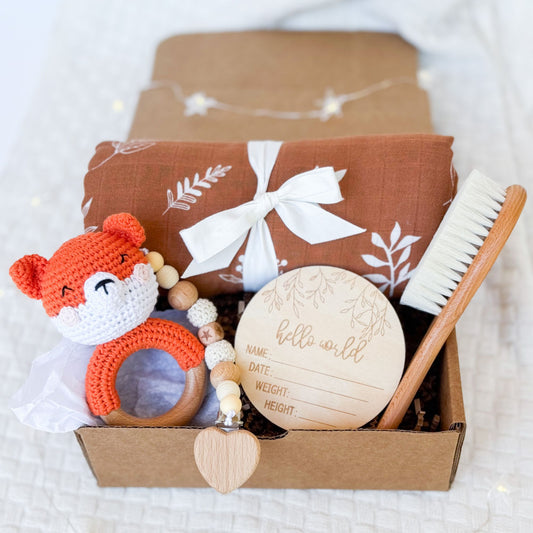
xmin=103 ymin=213 xmax=146 ymax=247
xmin=9 ymin=254 xmax=49 ymax=300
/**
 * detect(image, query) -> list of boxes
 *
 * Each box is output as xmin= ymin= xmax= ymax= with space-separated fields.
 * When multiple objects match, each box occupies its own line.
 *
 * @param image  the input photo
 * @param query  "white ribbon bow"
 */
xmin=180 ymin=141 xmax=366 ymax=291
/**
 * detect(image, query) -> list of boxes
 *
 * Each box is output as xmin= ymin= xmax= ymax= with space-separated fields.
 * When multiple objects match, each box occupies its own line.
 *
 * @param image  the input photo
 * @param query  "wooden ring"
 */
xmin=86 ymin=318 xmax=206 ymax=426
xmin=102 ymin=362 xmax=207 ymax=427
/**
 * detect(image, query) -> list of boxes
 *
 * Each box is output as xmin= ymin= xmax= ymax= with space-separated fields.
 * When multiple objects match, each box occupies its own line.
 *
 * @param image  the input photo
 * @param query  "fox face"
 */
xmin=10 ymin=213 xmax=159 ymax=345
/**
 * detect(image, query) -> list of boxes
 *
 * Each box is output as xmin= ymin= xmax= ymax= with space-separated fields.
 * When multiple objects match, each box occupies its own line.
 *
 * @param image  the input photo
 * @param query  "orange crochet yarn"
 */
xmin=10 ymin=213 xmax=147 ymax=317
xmin=10 ymin=213 xmax=206 ymax=421
xmin=86 ymin=318 xmax=205 ymax=416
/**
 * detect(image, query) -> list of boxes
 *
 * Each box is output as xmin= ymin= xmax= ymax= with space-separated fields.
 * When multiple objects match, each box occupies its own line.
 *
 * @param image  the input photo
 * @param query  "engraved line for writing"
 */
xmin=292 ymin=397 xmax=359 ymax=418
xmin=275 ymin=376 xmax=368 ymax=402
xmin=268 ymin=357 xmax=384 ymax=391
xmin=297 ymin=416 xmax=337 ymax=428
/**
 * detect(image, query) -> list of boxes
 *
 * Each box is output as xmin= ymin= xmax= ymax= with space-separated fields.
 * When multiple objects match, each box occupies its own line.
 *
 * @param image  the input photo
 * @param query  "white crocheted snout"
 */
xmin=52 ymin=263 xmax=159 ymax=345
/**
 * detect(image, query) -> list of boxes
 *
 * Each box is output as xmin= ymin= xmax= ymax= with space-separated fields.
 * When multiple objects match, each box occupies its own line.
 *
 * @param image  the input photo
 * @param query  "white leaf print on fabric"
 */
xmin=361 ymin=255 xmax=388 ymax=268
xmin=218 ymin=274 xmax=243 ymax=284
xmin=89 ymin=141 xmax=156 ymax=171
xmin=81 ymin=198 xmax=93 ymax=218
xmin=163 ymin=165 xmax=231 ymax=214
xmin=371 ymin=232 xmax=387 ymax=249
xmin=362 ymin=222 xmax=421 ymax=298
xmin=218 ymin=255 xmax=288 ymax=285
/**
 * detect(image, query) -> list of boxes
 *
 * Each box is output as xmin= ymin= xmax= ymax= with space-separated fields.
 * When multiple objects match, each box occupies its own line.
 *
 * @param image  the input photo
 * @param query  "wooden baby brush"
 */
xmin=378 ymin=170 xmax=527 ymax=430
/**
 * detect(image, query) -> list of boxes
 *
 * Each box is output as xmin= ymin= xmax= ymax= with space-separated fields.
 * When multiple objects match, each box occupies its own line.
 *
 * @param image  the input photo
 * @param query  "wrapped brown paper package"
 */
xmin=83 ymin=134 xmax=456 ymax=298
xmin=129 ymin=31 xmax=433 ymax=142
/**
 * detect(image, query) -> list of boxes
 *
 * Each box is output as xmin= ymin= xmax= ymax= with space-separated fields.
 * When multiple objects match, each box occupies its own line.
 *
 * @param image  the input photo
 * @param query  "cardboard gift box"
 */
xmin=75 ymin=31 xmax=466 ymax=490
xmin=76 ymin=331 xmax=464 ymax=490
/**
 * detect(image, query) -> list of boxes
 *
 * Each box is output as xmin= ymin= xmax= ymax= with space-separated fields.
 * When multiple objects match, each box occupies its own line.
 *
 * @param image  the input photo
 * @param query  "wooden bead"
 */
xmin=198 ymin=322 xmax=224 ymax=346
xmin=216 ymin=380 xmax=241 ymax=401
xmin=210 ymin=362 xmax=241 ymax=388
xmin=168 ymin=281 xmax=199 ymax=311
xmin=220 ymin=394 xmax=242 ymax=415
xmin=146 ymin=251 xmax=164 ymax=273
xmin=156 ymin=265 xmax=180 ymax=289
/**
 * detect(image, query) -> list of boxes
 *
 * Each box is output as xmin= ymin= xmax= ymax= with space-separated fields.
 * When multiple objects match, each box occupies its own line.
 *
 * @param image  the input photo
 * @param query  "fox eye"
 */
xmin=120 ymin=253 xmax=128 ymax=264
xmin=61 ymin=286 xmax=74 ymax=297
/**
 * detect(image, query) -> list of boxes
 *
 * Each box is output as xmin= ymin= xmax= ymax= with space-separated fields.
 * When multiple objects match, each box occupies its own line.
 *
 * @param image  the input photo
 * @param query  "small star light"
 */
xmin=184 ymin=92 xmax=217 ymax=116
xmin=112 ymin=99 xmax=124 ymax=112
xmin=417 ymin=69 xmax=433 ymax=90
xmin=317 ymin=89 xmax=344 ymax=121
xmin=486 ymin=475 xmax=514 ymax=513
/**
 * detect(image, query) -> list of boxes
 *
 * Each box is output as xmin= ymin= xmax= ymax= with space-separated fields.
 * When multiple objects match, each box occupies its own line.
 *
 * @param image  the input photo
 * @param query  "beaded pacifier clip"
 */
xmin=146 ymin=251 xmax=261 ymax=494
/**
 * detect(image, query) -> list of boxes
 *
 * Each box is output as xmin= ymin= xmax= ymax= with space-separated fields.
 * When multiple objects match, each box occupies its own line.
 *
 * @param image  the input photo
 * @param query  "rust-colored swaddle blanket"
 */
xmin=83 ymin=134 xmax=456 ymax=298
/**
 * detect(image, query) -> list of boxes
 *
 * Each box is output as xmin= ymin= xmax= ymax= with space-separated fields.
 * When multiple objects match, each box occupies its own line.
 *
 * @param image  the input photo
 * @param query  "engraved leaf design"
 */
xmin=305 ymin=267 xmax=338 ymax=309
xmin=262 ymin=280 xmax=284 ymax=314
xmin=283 ymin=270 xmax=304 ymax=318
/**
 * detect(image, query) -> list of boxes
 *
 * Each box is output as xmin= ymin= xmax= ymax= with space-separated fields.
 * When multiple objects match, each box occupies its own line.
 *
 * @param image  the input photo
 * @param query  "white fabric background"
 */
xmin=1 ymin=1 xmax=532 ymax=531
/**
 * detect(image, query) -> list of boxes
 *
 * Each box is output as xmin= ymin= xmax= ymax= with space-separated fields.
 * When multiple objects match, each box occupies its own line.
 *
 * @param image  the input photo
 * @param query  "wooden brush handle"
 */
xmin=378 ymin=184 xmax=527 ymax=430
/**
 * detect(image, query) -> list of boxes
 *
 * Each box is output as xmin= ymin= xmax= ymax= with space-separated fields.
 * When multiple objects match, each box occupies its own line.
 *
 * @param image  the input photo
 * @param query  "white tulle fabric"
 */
xmin=10 ymin=309 xmax=218 ymax=432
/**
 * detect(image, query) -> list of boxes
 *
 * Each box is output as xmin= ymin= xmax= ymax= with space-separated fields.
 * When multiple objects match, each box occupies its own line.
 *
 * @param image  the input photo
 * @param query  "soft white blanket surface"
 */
xmin=1 ymin=1 xmax=532 ymax=531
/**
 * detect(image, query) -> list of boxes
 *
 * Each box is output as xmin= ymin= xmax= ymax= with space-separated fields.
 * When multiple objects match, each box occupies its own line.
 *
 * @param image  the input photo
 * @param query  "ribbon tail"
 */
xmin=277 ymin=166 xmax=344 ymax=204
xmin=276 ymin=201 xmax=366 ymax=244
xmin=181 ymin=232 xmax=248 ymax=278
xmin=242 ymin=219 xmax=279 ymax=292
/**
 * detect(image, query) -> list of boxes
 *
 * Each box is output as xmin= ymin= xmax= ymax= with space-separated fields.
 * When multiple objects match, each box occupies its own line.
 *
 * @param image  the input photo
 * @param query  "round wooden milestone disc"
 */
xmin=234 ymin=266 xmax=405 ymax=430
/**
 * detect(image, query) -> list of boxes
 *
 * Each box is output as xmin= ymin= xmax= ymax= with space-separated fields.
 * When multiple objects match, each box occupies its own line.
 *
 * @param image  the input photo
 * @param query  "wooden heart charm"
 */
xmin=194 ymin=427 xmax=261 ymax=493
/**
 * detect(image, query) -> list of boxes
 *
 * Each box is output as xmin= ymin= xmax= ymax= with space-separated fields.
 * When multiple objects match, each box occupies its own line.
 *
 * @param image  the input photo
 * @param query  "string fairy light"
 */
xmin=144 ymin=76 xmax=419 ymax=122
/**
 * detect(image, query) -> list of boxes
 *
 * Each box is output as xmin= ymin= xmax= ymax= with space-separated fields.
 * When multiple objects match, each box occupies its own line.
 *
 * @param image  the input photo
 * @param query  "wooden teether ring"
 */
xmin=86 ymin=317 xmax=206 ymax=427
xmin=102 ymin=362 xmax=206 ymax=427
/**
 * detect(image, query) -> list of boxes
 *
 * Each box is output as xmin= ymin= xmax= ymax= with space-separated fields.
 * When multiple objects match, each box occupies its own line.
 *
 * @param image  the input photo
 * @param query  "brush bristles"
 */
xmin=400 ymin=170 xmax=507 ymax=315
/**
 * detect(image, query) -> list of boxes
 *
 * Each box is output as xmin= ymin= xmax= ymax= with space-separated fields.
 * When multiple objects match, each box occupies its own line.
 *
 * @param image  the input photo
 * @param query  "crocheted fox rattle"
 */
xmin=9 ymin=213 xmax=207 ymax=426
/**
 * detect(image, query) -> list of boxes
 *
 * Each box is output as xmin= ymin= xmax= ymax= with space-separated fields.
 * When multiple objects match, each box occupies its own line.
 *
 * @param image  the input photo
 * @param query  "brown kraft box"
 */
xmin=75 ymin=31 xmax=466 ymax=490
xmin=129 ymin=31 xmax=433 ymax=142
xmin=76 ymin=332 xmax=465 ymax=490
